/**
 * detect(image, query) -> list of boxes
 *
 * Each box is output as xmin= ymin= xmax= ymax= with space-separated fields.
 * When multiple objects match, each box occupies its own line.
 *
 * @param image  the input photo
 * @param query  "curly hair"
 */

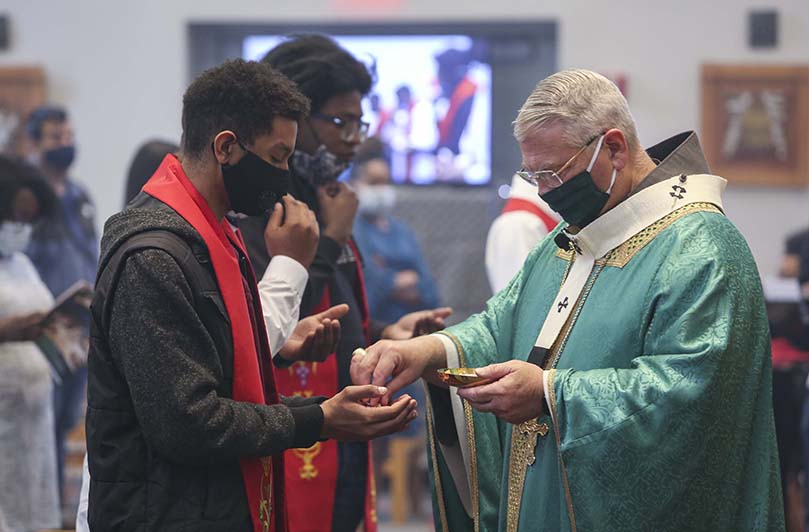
xmin=262 ymin=34 xmax=373 ymax=113
xmin=181 ymin=59 xmax=310 ymax=157
xmin=0 ymin=155 xmax=58 ymax=222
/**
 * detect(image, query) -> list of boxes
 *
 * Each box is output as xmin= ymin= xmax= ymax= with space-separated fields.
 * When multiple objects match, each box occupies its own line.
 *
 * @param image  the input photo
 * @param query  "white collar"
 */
xmin=532 ymin=173 xmax=726 ymax=352
xmin=570 ymin=173 xmax=726 ymax=259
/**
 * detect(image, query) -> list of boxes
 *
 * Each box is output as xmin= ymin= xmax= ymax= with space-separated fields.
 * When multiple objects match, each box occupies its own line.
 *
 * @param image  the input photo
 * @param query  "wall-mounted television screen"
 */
xmin=189 ymin=21 xmax=556 ymax=187
xmin=244 ymin=35 xmax=491 ymax=185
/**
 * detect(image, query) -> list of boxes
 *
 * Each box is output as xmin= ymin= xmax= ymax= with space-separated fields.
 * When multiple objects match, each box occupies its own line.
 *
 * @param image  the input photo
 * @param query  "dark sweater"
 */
xmin=86 ymin=195 xmax=323 ymax=531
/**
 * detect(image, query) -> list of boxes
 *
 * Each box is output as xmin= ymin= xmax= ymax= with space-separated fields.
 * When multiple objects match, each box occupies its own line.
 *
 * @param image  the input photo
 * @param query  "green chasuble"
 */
xmin=425 ymin=133 xmax=784 ymax=532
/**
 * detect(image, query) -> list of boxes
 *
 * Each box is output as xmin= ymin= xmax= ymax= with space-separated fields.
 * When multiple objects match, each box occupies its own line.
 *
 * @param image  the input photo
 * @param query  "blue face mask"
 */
xmin=0 ymin=221 xmax=33 ymax=257
xmin=43 ymin=145 xmax=76 ymax=171
xmin=540 ymin=135 xmax=617 ymax=228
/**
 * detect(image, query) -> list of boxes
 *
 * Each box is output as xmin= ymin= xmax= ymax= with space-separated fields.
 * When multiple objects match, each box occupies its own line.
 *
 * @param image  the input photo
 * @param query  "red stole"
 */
xmin=275 ymin=240 xmax=378 ymax=532
xmin=143 ymin=155 xmax=285 ymax=532
xmin=437 ymin=76 xmax=477 ymax=145
xmin=502 ymin=197 xmax=558 ymax=233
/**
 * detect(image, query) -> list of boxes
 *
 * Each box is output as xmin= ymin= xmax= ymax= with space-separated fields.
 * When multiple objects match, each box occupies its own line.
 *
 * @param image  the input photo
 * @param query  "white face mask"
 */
xmin=0 ymin=221 xmax=33 ymax=257
xmin=357 ymin=184 xmax=396 ymax=217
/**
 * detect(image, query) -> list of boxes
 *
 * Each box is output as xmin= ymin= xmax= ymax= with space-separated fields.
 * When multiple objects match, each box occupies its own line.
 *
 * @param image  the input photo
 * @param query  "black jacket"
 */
xmin=86 ymin=194 xmax=324 ymax=531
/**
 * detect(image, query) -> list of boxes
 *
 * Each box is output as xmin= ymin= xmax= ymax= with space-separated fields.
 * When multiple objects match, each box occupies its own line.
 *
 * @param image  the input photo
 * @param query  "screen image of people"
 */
xmin=244 ymin=34 xmax=492 ymax=185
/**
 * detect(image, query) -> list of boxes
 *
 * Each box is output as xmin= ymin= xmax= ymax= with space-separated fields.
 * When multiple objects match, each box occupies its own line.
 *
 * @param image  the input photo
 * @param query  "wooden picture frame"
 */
xmin=701 ymin=64 xmax=809 ymax=187
xmin=0 ymin=66 xmax=46 ymax=156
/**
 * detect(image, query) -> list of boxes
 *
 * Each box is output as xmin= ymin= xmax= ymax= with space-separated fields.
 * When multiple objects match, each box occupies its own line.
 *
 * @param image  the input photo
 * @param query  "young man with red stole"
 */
xmin=86 ymin=59 xmax=418 ymax=532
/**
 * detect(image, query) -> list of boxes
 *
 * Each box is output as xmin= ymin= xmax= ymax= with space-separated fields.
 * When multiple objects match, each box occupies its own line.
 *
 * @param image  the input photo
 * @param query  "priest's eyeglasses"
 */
xmin=312 ymin=113 xmax=370 ymax=142
xmin=517 ymin=133 xmax=602 ymax=189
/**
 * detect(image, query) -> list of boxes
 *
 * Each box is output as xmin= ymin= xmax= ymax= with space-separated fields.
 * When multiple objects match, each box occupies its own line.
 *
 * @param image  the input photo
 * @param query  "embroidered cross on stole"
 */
xmin=507 ymin=417 xmax=551 ymax=531
xmin=505 ymin=343 xmax=559 ymax=532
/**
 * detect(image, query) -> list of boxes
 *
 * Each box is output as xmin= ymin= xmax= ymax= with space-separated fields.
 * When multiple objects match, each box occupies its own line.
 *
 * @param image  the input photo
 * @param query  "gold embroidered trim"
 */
xmin=547 ymin=369 xmax=556 ymax=410
xmin=505 ymin=426 xmax=522 ymax=532
xmin=438 ymin=331 xmax=481 ymax=532
xmin=463 ymin=396 xmax=480 ymax=532
xmin=259 ymin=457 xmax=273 ymax=532
xmin=556 ymin=247 xmax=575 ymax=261
xmin=426 ymin=399 xmax=450 ymax=532
xmin=604 ymin=202 xmax=722 ymax=267
xmin=549 ymin=369 xmax=578 ymax=532
xmin=554 ymin=202 xmax=723 ymax=267
xmin=506 ymin=419 xmax=550 ymax=532
xmin=449 ymin=333 xmax=481 ymax=532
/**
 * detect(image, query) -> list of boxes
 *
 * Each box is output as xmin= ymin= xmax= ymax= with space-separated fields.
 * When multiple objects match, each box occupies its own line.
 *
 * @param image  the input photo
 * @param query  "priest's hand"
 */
xmin=457 ymin=361 xmax=545 ymax=424
xmin=277 ymin=304 xmax=349 ymax=363
xmin=381 ymin=307 xmax=453 ymax=340
xmin=320 ymin=385 xmax=418 ymax=441
xmin=350 ymin=335 xmax=448 ymax=404
xmin=264 ymin=195 xmax=319 ymax=268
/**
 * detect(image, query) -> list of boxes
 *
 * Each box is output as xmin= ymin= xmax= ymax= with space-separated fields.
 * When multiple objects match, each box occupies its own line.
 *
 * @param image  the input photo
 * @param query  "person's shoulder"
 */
xmin=659 ymin=207 xmax=756 ymax=273
xmin=67 ymin=179 xmax=96 ymax=203
xmin=388 ymin=216 xmax=417 ymax=236
xmin=98 ymin=200 xmax=202 ymax=272
xmin=115 ymin=247 xmax=190 ymax=296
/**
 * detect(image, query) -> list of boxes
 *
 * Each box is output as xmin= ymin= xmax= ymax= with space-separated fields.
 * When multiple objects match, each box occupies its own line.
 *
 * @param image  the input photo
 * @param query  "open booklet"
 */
xmin=35 ymin=280 xmax=94 ymax=383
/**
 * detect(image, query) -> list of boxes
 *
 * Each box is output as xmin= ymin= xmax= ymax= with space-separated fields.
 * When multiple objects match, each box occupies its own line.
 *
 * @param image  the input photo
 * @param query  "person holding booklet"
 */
xmin=36 ymin=279 xmax=94 ymax=382
xmin=0 ymin=155 xmax=61 ymax=532
xmin=25 ymin=106 xmax=99 ymax=504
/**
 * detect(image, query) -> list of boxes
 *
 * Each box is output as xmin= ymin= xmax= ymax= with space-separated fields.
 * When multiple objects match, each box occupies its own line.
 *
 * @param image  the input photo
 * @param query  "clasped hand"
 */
xmin=456 ymin=361 xmax=545 ymax=425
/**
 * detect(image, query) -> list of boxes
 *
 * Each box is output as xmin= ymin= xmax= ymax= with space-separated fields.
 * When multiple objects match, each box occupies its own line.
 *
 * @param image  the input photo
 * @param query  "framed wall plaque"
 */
xmin=0 ymin=66 xmax=46 ymax=157
xmin=702 ymin=64 xmax=809 ymax=187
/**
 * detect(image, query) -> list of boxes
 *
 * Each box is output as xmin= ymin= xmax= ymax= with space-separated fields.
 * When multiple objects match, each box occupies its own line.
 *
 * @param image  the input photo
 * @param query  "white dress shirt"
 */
xmin=258 ymin=255 xmax=309 ymax=356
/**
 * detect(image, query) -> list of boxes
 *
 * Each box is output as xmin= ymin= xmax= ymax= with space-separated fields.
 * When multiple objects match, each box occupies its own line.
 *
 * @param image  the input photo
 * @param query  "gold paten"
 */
xmin=436 ymin=367 xmax=493 ymax=388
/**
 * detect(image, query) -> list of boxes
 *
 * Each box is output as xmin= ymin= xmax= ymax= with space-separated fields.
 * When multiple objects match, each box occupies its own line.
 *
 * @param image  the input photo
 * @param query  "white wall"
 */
xmin=2 ymin=0 xmax=808 ymax=275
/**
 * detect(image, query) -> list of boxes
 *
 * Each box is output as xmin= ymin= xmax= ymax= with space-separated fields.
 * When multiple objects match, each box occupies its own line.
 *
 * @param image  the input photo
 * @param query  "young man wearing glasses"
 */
xmin=352 ymin=69 xmax=783 ymax=531
xmin=239 ymin=34 xmax=452 ymax=532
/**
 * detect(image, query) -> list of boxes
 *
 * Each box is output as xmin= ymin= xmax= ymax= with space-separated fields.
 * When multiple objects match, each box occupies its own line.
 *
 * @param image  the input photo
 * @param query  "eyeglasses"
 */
xmin=312 ymin=113 xmax=370 ymax=142
xmin=517 ymin=133 xmax=602 ymax=190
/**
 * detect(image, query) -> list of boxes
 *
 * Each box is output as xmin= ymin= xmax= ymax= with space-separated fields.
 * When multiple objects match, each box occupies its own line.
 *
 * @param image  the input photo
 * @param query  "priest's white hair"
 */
xmin=513 ymin=69 xmax=640 ymax=151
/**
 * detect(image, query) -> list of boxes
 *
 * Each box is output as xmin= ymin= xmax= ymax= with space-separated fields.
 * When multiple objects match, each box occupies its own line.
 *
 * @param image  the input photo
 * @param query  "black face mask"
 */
xmin=540 ymin=135 xmax=616 ymax=229
xmin=218 ymin=141 xmax=291 ymax=217
xmin=541 ymin=170 xmax=614 ymax=229
xmin=43 ymin=145 xmax=76 ymax=171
